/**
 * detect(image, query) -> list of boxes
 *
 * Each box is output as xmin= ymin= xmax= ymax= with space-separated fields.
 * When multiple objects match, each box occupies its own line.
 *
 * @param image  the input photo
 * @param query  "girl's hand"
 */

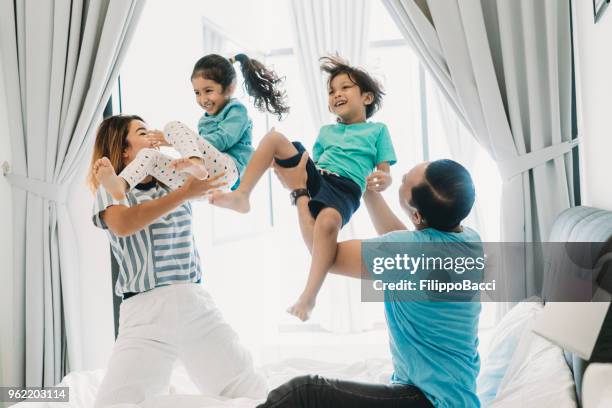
xmin=366 ymin=170 xmax=392 ymax=192
xmin=145 ymin=130 xmax=171 ymax=147
xmin=179 ymin=173 xmax=227 ymax=200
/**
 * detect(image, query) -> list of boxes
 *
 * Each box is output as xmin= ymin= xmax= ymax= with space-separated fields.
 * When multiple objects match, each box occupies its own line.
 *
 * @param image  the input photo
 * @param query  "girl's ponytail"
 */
xmin=231 ymin=54 xmax=289 ymax=120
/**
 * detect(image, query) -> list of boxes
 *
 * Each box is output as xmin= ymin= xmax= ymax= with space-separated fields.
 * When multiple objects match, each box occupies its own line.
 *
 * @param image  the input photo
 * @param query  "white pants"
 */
xmin=94 ymin=283 xmax=267 ymax=407
xmin=118 ymin=121 xmax=239 ymax=191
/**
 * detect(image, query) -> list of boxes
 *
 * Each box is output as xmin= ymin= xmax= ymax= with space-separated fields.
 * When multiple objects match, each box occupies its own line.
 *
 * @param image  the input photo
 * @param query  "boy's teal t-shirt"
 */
xmin=364 ymin=227 xmax=482 ymax=408
xmin=197 ymin=98 xmax=254 ymax=174
xmin=313 ymin=122 xmax=397 ymax=192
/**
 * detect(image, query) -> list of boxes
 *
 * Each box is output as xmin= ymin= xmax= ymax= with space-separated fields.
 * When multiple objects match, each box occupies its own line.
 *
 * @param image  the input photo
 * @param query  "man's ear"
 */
xmin=412 ymin=209 xmax=425 ymax=226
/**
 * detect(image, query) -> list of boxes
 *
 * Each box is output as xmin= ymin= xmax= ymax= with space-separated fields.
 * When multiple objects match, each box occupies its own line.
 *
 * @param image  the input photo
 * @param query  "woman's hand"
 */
xmin=179 ymin=173 xmax=227 ymax=200
xmin=145 ymin=129 xmax=171 ymax=147
xmin=366 ymin=170 xmax=392 ymax=192
xmin=273 ymin=152 xmax=308 ymax=191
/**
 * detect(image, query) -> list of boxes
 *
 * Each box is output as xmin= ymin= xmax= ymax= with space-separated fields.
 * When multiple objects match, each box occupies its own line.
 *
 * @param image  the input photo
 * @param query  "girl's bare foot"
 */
xmin=208 ymin=190 xmax=250 ymax=213
xmin=170 ymin=157 xmax=209 ymax=180
xmin=286 ymin=296 xmax=316 ymax=322
xmin=94 ymin=157 xmax=127 ymax=200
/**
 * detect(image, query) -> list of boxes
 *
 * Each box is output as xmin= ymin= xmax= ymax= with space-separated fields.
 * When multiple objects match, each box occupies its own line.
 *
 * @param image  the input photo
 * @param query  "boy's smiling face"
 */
xmin=192 ymin=76 xmax=234 ymax=116
xmin=327 ymin=72 xmax=373 ymax=124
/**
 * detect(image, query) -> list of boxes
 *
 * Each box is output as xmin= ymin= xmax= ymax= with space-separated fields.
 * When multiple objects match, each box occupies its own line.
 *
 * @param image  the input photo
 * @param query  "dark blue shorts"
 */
xmin=275 ymin=142 xmax=361 ymax=227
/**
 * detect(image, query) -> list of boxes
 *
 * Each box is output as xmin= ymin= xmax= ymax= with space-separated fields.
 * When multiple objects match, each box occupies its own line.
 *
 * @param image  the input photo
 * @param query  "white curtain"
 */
xmin=0 ymin=0 xmax=144 ymax=386
xmin=201 ymin=17 xmax=226 ymax=55
xmin=289 ymin=0 xmax=375 ymax=333
xmin=289 ymin=0 xmax=371 ymax=127
xmin=429 ymin=76 xmax=484 ymax=237
xmin=383 ymin=0 xmax=576 ymax=306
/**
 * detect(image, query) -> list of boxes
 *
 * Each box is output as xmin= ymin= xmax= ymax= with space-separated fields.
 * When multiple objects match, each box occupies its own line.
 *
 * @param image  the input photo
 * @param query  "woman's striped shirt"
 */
xmin=92 ymin=180 xmax=202 ymax=297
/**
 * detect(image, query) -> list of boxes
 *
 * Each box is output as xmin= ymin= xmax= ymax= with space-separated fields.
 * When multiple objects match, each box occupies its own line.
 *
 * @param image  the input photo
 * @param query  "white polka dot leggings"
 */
xmin=118 ymin=121 xmax=239 ymax=191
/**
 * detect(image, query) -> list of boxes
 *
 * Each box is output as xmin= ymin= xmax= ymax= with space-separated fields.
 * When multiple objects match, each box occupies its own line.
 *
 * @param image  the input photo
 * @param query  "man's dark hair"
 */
xmin=320 ymin=55 xmax=384 ymax=119
xmin=410 ymin=159 xmax=476 ymax=231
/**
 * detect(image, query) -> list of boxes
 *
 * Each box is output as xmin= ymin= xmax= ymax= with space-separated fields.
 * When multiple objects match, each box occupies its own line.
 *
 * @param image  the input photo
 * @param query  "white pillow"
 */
xmin=477 ymin=298 xmax=543 ymax=406
xmin=583 ymin=363 xmax=612 ymax=408
xmin=488 ymin=323 xmax=576 ymax=408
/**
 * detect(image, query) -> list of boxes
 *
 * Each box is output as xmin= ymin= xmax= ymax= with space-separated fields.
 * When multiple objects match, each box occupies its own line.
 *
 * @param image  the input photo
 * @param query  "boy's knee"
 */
xmin=317 ymin=209 xmax=342 ymax=232
xmin=265 ymin=129 xmax=286 ymax=142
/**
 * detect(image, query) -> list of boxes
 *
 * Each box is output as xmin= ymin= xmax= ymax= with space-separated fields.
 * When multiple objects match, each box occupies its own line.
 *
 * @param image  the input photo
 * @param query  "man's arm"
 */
xmin=102 ymin=174 xmax=226 ymax=237
xmin=363 ymin=190 xmax=406 ymax=235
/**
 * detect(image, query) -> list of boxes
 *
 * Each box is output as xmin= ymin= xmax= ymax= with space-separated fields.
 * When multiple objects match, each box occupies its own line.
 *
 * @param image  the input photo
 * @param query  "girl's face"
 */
xmin=192 ymin=76 xmax=234 ymax=116
xmin=122 ymin=120 xmax=151 ymax=165
xmin=328 ymin=73 xmax=373 ymax=124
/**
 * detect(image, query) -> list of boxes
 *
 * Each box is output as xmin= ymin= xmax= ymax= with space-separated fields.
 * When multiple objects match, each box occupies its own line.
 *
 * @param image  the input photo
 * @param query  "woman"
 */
xmin=88 ymin=115 xmax=267 ymax=407
xmin=261 ymin=153 xmax=482 ymax=408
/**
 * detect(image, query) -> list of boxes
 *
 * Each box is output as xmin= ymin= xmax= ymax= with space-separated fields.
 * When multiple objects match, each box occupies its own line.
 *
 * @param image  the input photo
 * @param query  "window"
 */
xmin=118 ymin=0 xmax=501 ymax=361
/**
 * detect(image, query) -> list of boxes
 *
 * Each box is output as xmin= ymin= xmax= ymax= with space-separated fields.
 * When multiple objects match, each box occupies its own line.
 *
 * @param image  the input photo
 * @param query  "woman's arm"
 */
xmin=102 ymin=174 xmax=226 ymax=237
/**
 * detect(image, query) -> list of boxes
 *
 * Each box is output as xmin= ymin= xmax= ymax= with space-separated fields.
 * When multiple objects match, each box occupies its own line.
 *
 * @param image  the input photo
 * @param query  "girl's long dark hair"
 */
xmin=191 ymin=53 xmax=289 ymax=120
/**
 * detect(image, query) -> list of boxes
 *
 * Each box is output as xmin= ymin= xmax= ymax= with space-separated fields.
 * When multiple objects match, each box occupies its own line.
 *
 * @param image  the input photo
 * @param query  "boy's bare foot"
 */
xmin=286 ymin=296 xmax=316 ymax=322
xmin=208 ymin=190 xmax=250 ymax=213
xmin=94 ymin=157 xmax=127 ymax=201
xmin=170 ymin=157 xmax=209 ymax=180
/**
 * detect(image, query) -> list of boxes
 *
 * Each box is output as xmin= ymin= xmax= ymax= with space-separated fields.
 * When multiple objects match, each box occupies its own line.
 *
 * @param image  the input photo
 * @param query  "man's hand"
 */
xmin=366 ymin=170 xmax=392 ymax=192
xmin=273 ymin=152 xmax=309 ymax=191
xmin=179 ymin=172 xmax=227 ymax=200
xmin=146 ymin=129 xmax=171 ymax=147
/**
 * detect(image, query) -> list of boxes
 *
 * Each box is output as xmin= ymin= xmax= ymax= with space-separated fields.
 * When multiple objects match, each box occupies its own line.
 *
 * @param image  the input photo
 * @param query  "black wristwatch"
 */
xmin=290 ymin=188 xmax=309 ymax=206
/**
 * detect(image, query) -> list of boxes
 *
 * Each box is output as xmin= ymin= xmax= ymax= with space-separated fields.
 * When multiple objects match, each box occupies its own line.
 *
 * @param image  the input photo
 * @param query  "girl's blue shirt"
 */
xmin=197 ymin=98 xmax=254 ymax=174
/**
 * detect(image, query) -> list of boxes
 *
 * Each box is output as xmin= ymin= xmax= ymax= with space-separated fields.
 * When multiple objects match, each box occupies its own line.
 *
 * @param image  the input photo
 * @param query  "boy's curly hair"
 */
xmin=320 ymin=55 xmax=384 ymax=119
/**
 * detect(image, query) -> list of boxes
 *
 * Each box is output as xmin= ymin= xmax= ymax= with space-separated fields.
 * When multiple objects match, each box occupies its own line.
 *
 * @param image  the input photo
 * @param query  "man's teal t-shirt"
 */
xmin=313 ymin=122 xmax=397 ymax=192
xmin=364 ymin=227 xmax=482 ymax=408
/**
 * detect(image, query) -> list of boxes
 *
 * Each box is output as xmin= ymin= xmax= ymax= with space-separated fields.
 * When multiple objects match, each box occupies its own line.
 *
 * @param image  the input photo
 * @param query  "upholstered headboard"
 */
xmin=548 ymin=206 xmax=612 ymax=405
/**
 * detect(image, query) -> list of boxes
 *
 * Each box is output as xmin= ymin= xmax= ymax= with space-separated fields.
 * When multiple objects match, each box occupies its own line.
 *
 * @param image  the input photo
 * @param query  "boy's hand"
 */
xmin=366 ymin=170 xmax=392 ymax=192
xmin=146 ymin=129 xmax=171 ymax=147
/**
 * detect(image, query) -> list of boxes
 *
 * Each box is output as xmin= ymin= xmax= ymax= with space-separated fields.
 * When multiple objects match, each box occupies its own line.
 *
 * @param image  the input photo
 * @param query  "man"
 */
xmin=258 ymin=153 xmax=482 ymax=408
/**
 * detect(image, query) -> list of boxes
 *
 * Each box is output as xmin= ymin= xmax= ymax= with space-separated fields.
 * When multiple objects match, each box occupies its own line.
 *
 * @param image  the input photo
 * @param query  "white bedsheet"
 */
xmin=13 ymin=358 xmax=394 ymax=408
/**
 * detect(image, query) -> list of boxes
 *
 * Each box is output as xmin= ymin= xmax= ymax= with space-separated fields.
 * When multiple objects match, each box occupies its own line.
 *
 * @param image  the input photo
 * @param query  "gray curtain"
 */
xmin=0 ymin=0 xmax=144 ymax=386
xmin=383 ymin=0 xmax=576 ymax=306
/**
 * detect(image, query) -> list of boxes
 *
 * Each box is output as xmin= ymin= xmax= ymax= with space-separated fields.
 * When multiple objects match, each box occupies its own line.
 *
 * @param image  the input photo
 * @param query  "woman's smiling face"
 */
xmin=122 ymin=120 xmax=151 ymax=165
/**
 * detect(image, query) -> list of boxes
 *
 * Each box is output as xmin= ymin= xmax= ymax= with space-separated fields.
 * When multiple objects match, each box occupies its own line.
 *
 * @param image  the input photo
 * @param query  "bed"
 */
xmin=12 ymin=358 xmax=395 ymax=407
xmin=13 ymin=206 xmax=612 ymax=407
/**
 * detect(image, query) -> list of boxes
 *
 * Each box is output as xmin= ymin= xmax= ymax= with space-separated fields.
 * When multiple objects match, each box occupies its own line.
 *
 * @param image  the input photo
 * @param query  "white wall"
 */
xmin=573 ymin=1 xmax=612 ymax=210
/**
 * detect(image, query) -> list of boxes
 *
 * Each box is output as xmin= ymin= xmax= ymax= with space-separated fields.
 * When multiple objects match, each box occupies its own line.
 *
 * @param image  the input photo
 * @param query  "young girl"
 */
xmin=211 ymin=56 xmax=397 ymax=321
xmin=98 ymin=53 xmax=289 ymax=200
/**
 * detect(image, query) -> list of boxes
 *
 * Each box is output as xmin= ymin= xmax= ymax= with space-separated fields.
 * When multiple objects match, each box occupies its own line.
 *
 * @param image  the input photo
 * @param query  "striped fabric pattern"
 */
xmin=92 ymin=181 xmax=201 ymax=296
